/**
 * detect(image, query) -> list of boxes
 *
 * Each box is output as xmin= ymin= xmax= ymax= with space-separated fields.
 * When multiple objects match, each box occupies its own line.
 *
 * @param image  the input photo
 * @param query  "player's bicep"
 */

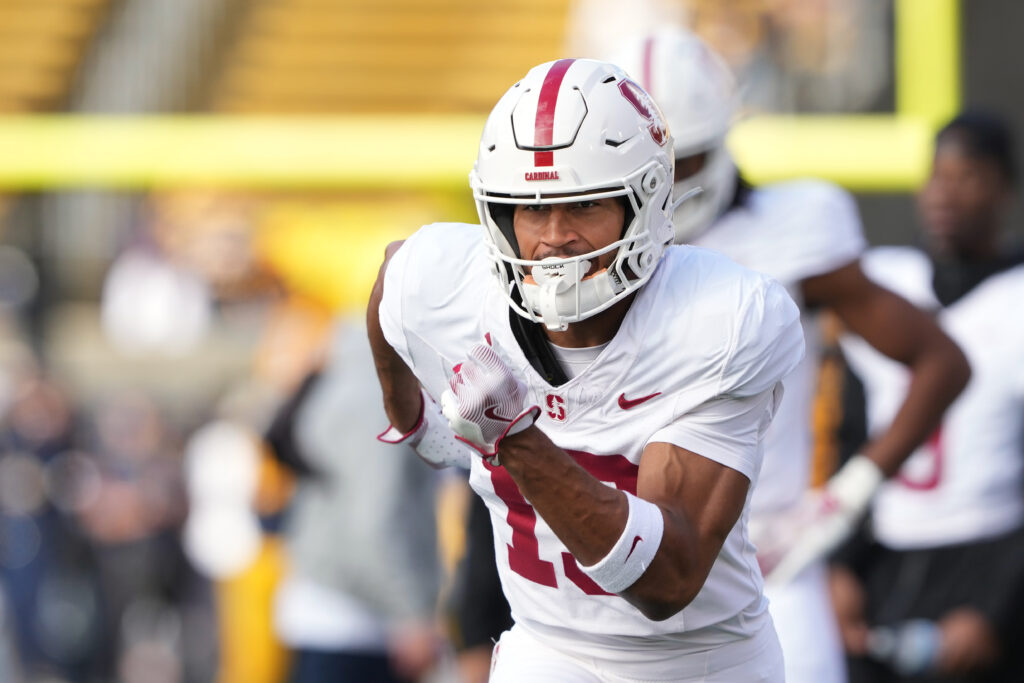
xmin=637 ymin=441 xmax=749 ymax=570
xmin=647 ymin=384 xmax=784 ymax=481
xmin=638 ymin=384 xmax=782 ymax=575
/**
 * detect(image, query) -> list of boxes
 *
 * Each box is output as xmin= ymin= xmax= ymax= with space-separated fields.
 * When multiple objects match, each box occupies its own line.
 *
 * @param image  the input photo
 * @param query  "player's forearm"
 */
xmin=862 ymin=332 xmax=969 ymax=476
xmin=500 ymin=427 xmax=628 ymax=565
xmin=500 ymin=429 xmax=704 ymax=620
xmin=367 ymin=245 xmax=422 ymax=432
xmin=367 ymin=320 xmax=421 ymax=432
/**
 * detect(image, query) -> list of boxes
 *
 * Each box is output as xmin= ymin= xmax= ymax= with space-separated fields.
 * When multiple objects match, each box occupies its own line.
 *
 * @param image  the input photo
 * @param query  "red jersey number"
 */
xmin=485 ymin=450 xmax=639 ymax=595
xmin=897 ymin=427 xmax=943 ymax=490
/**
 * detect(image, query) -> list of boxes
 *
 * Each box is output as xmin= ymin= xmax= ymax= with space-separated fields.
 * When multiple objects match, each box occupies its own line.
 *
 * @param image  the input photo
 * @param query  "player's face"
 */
xmin=513 ymin=197 xmax=626 ymax=270
xmin=918 ymin=139 xmax=1010 ymax=258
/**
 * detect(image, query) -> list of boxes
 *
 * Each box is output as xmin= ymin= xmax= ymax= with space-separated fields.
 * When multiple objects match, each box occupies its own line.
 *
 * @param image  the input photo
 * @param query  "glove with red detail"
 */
xmin=440 ymin=344 xmax=540 ymax=464
xmin=761 ymin=455 xmax=883 ymax=586
xmin=377 ymin=389 xmax=471 ymax=469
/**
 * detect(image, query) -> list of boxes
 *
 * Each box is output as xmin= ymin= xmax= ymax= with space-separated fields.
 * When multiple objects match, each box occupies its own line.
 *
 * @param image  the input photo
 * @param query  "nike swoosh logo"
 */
xmin=618 ymin=392 xmax=661 ymax=410
xmin=483 ymin=406 xmax=514 ymax=422
xmin=625 ymin=535 xmax=643 ymax=561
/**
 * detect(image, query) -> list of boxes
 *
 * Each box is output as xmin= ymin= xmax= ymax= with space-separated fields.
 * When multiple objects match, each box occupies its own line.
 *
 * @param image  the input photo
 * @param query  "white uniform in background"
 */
xmin=841 ymin=249 xmax=1024 ymax=549
xmin=693 ymin=179 xmax=866 ymax=683
xmin=380 ymin=222 xmax=805 ymax=681
xmin=609 ymin=28 xmax=877 ymax=681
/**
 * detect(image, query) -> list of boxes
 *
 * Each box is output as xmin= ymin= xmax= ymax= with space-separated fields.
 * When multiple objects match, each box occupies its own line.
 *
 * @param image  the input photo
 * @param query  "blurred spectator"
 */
xmin=264 ymin=316 xmax=444 ymax=683
xmin=0 ymin=367 xmax=106 ymax=682
xmin=564 ymin=0 xmax=687 ymax=60
xmin=101 ymin=191 xmax=276 ymax=359
xmin=567 ymin=0 xmax=890 ymax=114
xmin=0 ymin=588 xmax=20 ymax=681
xmin=831 ymin=111 xmax=1024 ymax=682
xmin=75 ymin=391 xmax=200 ymax=683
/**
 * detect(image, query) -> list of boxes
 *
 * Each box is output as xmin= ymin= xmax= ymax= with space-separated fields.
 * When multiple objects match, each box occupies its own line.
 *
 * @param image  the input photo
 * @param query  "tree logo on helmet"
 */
xmin=617 ymin=79 xmax=667 ymax=146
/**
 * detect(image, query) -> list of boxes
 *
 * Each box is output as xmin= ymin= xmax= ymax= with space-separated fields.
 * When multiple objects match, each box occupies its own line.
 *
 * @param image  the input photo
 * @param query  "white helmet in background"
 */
xmin=471 ymin=58 xmax=675 ymax=332
xmin=609 ymin=27 xmax=739 ymax=243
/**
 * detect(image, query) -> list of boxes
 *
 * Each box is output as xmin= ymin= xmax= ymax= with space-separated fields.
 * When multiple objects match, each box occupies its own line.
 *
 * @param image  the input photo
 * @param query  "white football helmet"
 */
xmin=609 ymin=27 xmax=740 ymax=243
xmin=471 ymin=58 xmax=675 ymax=332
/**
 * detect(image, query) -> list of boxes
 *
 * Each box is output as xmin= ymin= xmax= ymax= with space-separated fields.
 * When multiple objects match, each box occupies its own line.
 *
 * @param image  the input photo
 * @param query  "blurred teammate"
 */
xmin=370 ymin=58 xmax=805 ymax=681
xmin=831 ymin=111 xmax=1024 ymax=682
xmin=611 ymin=28 xmax=970 ymax=683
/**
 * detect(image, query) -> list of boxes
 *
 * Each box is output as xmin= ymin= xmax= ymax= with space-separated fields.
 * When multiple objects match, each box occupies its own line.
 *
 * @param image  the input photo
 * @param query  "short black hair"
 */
xmin=936 ymin=111 xmax=1017 ymax=183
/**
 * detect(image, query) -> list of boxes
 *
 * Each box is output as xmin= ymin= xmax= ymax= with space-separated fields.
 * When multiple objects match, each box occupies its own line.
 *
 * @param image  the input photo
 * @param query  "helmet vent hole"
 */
xmin=605 ymin=137 xmax=630 ymax=148
xmin=602 ymin=75 xmax=616 ymax=83
xmin=487 ymin=144 xmax=496 ymax=152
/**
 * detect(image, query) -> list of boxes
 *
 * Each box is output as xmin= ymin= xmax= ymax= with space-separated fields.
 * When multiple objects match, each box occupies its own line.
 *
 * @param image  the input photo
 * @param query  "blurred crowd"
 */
xmin=0 ymin=1 xmax=1022 ymax=683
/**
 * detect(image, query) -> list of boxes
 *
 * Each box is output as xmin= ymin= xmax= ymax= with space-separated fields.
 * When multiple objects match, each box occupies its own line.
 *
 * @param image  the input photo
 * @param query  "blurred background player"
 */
xmin=264 ymin=316 xmax=444 ymax=683
xmin=610 ymin=27 xmax=970 ymax=683
xmin=829 ymin=111 xmax=1024 ymax=682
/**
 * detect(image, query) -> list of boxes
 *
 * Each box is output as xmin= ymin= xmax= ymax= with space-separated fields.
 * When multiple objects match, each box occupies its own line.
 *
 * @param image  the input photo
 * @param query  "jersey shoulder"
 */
xmin=954 ymin=262 xmax=1024 ymax=332
xmin=636 ymin=247 xmax=805 ymax=398
xmin=378 ymin=222 xmax=492 ymax=378
xmin=386 ymin=222 xmax=489 ymax=308
xmin=861 ymin=246 xmax=938 ymax=310
xmin=701 ymin=179 xmax=866 ymax=284
xmin=971 ymin=261 xmax=1024 ymax=299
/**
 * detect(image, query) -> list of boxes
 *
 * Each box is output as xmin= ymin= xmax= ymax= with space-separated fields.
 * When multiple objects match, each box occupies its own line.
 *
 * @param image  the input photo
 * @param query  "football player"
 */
xmin=610 ymin=28 xmax=970 ymax=683
xmin=369 ymin=58 xmax=804 ymax=681
xmin=832 ymin=112 xmax=1024 ymax=681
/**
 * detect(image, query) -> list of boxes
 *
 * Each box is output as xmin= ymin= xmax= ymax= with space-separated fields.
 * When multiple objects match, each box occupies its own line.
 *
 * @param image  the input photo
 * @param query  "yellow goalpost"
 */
xmin=0 ymin=0 xmax=958 ymax=192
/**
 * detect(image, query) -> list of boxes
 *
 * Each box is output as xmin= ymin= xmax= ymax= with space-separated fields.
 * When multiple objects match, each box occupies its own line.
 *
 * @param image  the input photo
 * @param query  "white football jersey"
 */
xmin=842 ymin=247 xmax=1024 ymax=549
xmin=694 ymin=180 xmax=867 ymax=512
xmin=380 ymin=222 xmax=804 ymax=655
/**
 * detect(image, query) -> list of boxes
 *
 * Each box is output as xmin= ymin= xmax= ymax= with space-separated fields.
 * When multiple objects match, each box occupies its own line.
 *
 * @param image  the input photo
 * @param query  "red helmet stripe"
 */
xmin=642 ymin=37 xmax=655 ymax=94
xmin=533 ymin=58 xmax=576 ymax=167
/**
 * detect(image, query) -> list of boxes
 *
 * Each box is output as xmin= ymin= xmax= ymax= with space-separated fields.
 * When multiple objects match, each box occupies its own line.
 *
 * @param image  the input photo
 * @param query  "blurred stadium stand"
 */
xmin=213 ymin=0 xmax=571 ymax=114
xmin=0 ymin=0 xmax=112 ymax=113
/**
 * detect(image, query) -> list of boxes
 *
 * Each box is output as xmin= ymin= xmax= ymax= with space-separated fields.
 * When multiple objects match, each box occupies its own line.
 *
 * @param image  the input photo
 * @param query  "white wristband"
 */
xmin=829 ymin=454 xmax=884 ymax=516
xmin=580 ymin=492 xmax=664 ymax=594
xmin=377 ymin=390 xmax=471 ymax=469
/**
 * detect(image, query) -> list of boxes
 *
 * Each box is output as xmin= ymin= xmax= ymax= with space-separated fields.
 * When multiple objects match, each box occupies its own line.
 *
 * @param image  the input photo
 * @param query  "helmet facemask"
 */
xmin=471 ymin=59 xmax=675 ymax=332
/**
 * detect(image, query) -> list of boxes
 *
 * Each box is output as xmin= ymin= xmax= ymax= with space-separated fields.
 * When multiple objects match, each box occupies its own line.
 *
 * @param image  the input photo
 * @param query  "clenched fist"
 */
xmin=441 ymin=344 xmax=540 ymax=463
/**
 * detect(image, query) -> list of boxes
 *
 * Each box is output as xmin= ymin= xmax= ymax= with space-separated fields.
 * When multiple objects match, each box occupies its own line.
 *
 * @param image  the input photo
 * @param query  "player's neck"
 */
xmin=543 ymin=295 xmax=634 ymax=348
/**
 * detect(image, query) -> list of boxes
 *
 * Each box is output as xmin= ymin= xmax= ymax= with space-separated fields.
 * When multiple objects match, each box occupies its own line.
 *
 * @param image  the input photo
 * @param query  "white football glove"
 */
xmin=440 ymin=344 xmax=540 ymax=464
xmin=377 ymin=390 xmax=471 ymax=469
xmin=763 ymin=455 xmax=883 ymax=587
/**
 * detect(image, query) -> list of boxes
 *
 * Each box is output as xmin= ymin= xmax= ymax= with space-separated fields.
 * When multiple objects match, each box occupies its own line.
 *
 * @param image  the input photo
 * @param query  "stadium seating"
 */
xmin=0 ymin=0 xmax=111 ymax=112
xmin=212 ymin=0 xmax=572 ymax=113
